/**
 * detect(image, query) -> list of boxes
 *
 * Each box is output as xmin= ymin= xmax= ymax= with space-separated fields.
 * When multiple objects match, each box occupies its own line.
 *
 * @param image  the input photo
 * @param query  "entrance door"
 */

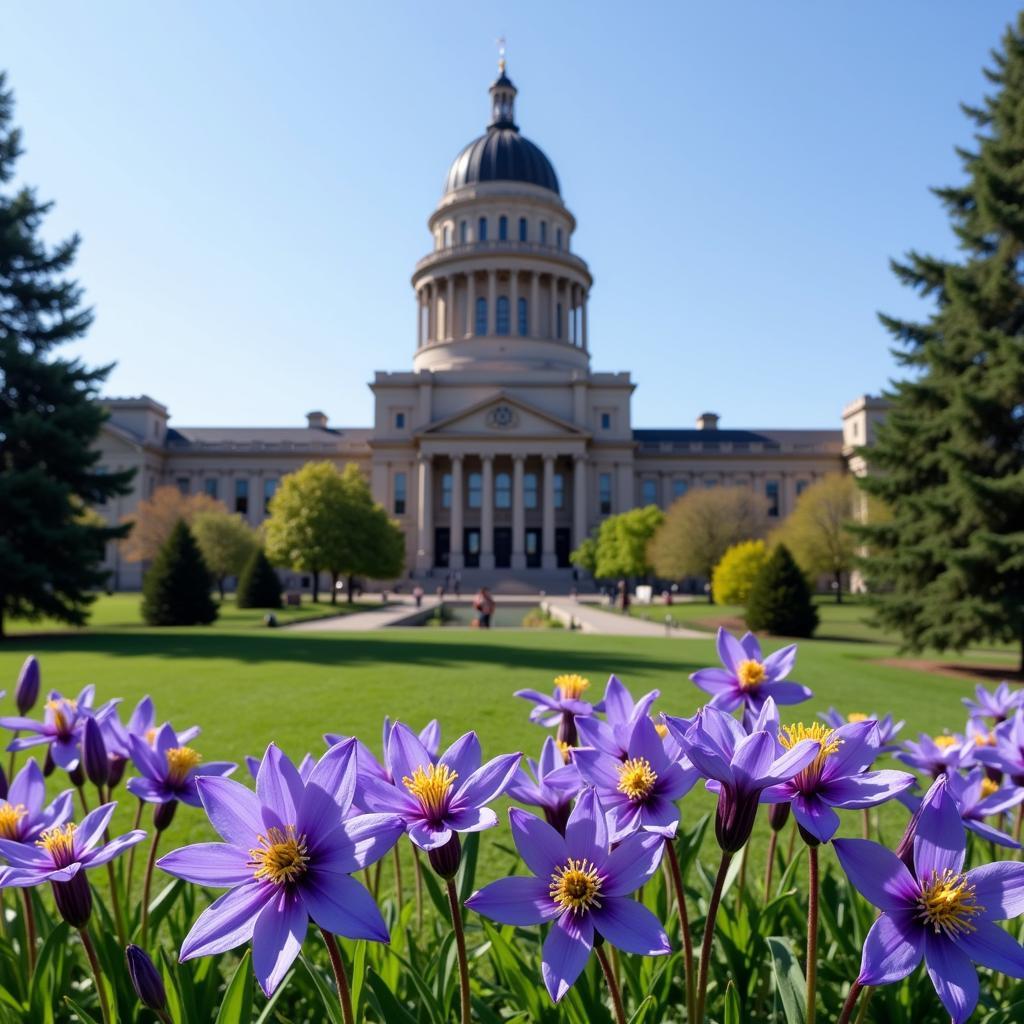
xmin=555 ymin=528 xmax=572 ymax=568
xmin=525 ymin=528 xmax=542 ymax=568
xmin=434 ymin=528 xmax=450 ymax=569
xmin=494 ymin=527 xmax=512 ymax=569
xmin=464 ymin=528 xmax=481 ymax=568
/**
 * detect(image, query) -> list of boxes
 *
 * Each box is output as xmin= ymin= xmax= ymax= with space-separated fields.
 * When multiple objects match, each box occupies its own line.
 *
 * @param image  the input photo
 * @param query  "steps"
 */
xmin=409 ymin=567 xmax=594 ymax=597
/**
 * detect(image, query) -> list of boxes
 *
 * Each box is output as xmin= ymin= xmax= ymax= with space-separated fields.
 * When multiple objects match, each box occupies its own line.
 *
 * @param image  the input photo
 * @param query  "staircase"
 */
xmin=411 ymin=567 xmax=594 ymax=597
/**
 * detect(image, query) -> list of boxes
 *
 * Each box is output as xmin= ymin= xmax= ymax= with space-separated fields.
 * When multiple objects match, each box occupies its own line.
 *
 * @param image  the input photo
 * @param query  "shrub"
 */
xmin=141 ymin=520 xmax=217 ymax=626
xmin=745 ymin=543 xmax=818 ymax=637
xmin=236 ymin=548 xmax=283 ymax=609
xmin=711 ymin=539 xmax=768 ymax=605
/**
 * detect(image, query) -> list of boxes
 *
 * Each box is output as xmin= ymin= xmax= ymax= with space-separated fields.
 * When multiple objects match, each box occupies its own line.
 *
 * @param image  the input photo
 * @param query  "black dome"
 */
xmin=444 ymin=129 xmax=560 ymax=195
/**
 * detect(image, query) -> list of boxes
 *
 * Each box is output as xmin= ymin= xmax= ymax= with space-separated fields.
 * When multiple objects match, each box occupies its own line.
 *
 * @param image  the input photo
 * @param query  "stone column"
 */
xmin=569 ymin=284 xmax=577 ymax=345
xmin=465 ymin=272 xmax=475 ymax=338
xmin=449 ymin=455 xmax=464 ymax=569
xmin=415 ymin=454 xmax=433 ymax=572
xmin=445 ymin=276 xmax=454 ymax=340
xmin=487 ymin=270 xmax=496 ymax=336
xmin=573 ymin=454 xmax=588 ymax=549
xmin=480 ymin=455 xmax=495 ymax=569
xmin=548 ymin=276 xmax=557 ymax=340
xmin=510 ymin=270 xmax=519 ymax=335
xmin=542 ymin=455 xmax=557 ymax=569
xmin=511 ymin=454 xmax=526 ymax=569
xmin=416 ymin=288 xmax=423 ymax=347
xmin=530 ymin=272 xmax=539 ymax=337
xmin=582 ymin=292 xmax=589 ymax=350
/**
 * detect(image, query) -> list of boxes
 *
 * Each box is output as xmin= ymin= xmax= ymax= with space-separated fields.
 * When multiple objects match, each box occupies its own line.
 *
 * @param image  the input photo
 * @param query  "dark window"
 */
xmin=394 ymin=472 xmax=406 ymax=515
xmin=766 ymin=480 xmax=780 ymax=517
xmin=556 ymin=227 xmax=563 ymax=249
xmin=475 ymin=296 xmax=488 ymax=335
xmin=495 ymin=472 xmax=511 ymax=509
xmin=443 ymin=225 xmax=451 ymax=247
xmin=518 ymin=217 xmax=528 ymax=241
xmin=263 ymin=478 xmax=277 ymax=514
xmin=540 ymin=221 xmax=547 ymax=245
xmin=524 ymin=473 xmax=538 ymax=509
xmin=557 ymin=303 xmax=563 ymax=339
xmin=517 ymin=297 xmax=528 ymax=336
xmin=498 ymin=215 xmax=508 ymax=241
xmin=204 ymin=478 xmax=219 ymax=499
xmin=395 ymin=411 xmax=405 ymax=429
xmin=496 ymin=296 xmax=510 ymax=335
xmin=176 ymin=477 xmax=190 ymax=495
xmin=554 ymin=473 xmax=565 ymax=509
xmin=468 ymin=472 xmax=482 ymax=509
xmin=599 ymin=473 xmax=612 ymax=515
xmin=477 ymin=216 xmax=487 ymax=241
xmin=796 ymin=479 xmax=809 ymax=496
xmin=459 ymin=220 xmax=468 ymax=243
xmin=673 ymin=479 xmax=688 ymax=499
xmin=441 ymin=472 xmax=452 ymax=509
xmin=642 ymin=479 xmax=658 ymax=505
xmin=235 ymin=479 xmax=249 ymax=515
xmin=600 ymin=412 xmax=611 ymax=430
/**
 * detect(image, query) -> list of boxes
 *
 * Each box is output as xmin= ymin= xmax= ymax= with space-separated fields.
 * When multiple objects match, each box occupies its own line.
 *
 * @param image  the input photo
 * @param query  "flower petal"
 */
xmin=301 ymin=871 xmax=389 ymax=942
xmin=438 ymin=732 xmax=482 ymax=782
xmin=590 ymin=896 xmax=670 ymax=955
xmin=731 ymin=732 xmax=776 ymax=785
xmin=314 ymin=813 xmax=405 ymax=874
xmin=82 ymin=830 xmax=146 ymax=868
xmin=196 ymin=777 xmax=264 ymax=849
xmin=603 ymin=833 xmax=666 ymax=896
xmin=856 ymin=910 xmax=924 ymax=985
xmin=792 ymin=794 xmax=840 ymax=844
xmin=298 ymin=740 xmax=358 ymax=838
xmin=542 ymin=912 xmax=593 ymax=1003
xmin=408 ymin=819 xmax=451 ymax=851
xmin=446 ymin=806 xmax=498 ymax=833
xmin=966 ymin=861 xmax=1024 ymax=921
xmin=955 ymin=919 xmax=1024 ymax=978
xmin=256 ymin=745 xmax=305 ymax=833
xmin=451 ymin=753 xmax=521 ymax=811
xmin=359 ymin=776 xmax=421 ymax=818
xmin=386 ymin=722 xmax=434 ymax=783
xmin=762 ymin=643 xmax=797 ymax=680
xmin=8 ymin=759 xmax=44 ymax=814
xmin=465 ymin=876 xmax=559 ymax=926
xmin=157 ymin=842 xmax=253 ymax=887
xmin=690 ymin=668 xmax=738 ymax=697
xmin=509 ymin=808 xmax=568 ymax=878
xmin=923 ymin=931 xmax=979 ymax=1024
xmin=565 ymin=788 xmax=608 ymax=863
xmin=180 ymin=880 xmax=274 ymax=960
xmin=73 ymin=804 xmax=117 ymax=857
xmin=716 ymin=628 xmax=745 ymax=674
xmin=252 ymin=887 xmax=308 ymax=998
xmin=913 ymin=781 xmax=966 ymax=881
xmin=832 ymin=839 xmax=918 ymax=911
xmin=820 ymin=771 xmax=915 ymax=810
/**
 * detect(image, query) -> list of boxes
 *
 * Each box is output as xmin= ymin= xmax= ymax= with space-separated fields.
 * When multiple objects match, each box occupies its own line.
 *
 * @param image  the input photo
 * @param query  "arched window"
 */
xmin=518 ymin=217 xmax=528 ymax=242
xmin=556 ymin=227 xmax=563 ymax=250
xmin=459 ymin=220 xmax=468 ymax=244
xmin=498 ymin=215 xmax=508 ymax=241
xmin=443 ymin=224 xmax=451 ymax=247
xmin=475 ymin=296 xmax=488 ymax=335
xmin=524 ymin=473 xmax=538 ymax=509
xmin=557 ymin=302 xmax=563 ymax=339
xmin=477 ymin=216 xmax=487 ymax=242
xmin=540 ymin=221 xmax=548 ymax=245
xmin=496 ymin=296 xmax=510 ymax=335
xmin=517 ymin=297 xmax=528 ymax=336
xmin=468 ymin=473 xmax=482 ymax=509
xmin=495 ymin=472 xmax=512 ymax=509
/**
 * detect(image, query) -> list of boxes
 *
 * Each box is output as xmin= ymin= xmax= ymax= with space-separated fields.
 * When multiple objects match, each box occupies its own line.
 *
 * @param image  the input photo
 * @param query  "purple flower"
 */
xmin=819 ymin=708 xmax=904 ymax=753
xmin=125 ymin=944 xmax=168 ymax=1013
xmin=834 ymin=778 xmax=1024 ymax=1024
xmin=157 ymin=741 xmax=404 ymax=997
xmin=691 ymin=629 xmax=812 ymax=726
xmin=761 ymin=719 xmax=914 ymax=844
xmin=574 ymin=675 xmax=659 ymax=759
xmin=466 ymin=789 xmax=670 ymax=1003
xmin=973 ymin=710 xmax=1024 ymax=785
xmin=963 ymin=681 xmax=1024 ymax=725
xmin=507 ymin=736 xmax=581 ymax=833
xmin=895 ymin=732 xmax=972 ymax=778
xmin=574 ymin=716 xmax=698 ymax=842
xmin=102 ymin=696 xmax=200 ymax=760
xmin=515 ymin=674 xmax=595 ymax=744
xmin=247 ymin=753 xmax=314 ymax=783
xmin=126 ymin=724 xmax=235 ymax=807
xmin=15 ymin=656 xmax=39 ymax=716
xmin=664 ymin=699 xmax=819 ymax=852
xmin=359 ymin=723 xmax=520 ymax=853
xmin=326 ymin=717 xmax=441 ymax=786
xmin=0 ymin=687 xmax=115 ymax=771
xmin=0 ymin=758 xmax=74 ymax=844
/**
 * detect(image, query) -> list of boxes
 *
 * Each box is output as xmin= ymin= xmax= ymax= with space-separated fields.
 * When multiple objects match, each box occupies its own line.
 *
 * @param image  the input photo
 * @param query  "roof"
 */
xmin=165 ymin=426 xmax=372 ymax=453
xmin=445 ymin=129 xmax=560 ymax=195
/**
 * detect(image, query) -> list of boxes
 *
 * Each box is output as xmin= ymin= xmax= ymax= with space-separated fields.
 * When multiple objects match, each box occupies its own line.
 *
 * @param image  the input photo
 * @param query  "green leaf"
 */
xmin=627 ymin=995 xmax=657 ymax=1024
xmin=457 ymin=831 xmax=480 ymax=906
xmin=214 ymin=949 xmax=253 ymax=1024
xmin=63 ymin=996 xmax=100 ymax=1024
xmin=299 ymin=952 xmax=345 ymax=1024
xmin=766 ymin=936 xmax=807 ymax=1024
xmin=723 ymin=980 xmax=741 ymax=1024
xmin=365 ymin=967 xmax=418 ymax=1024
xmin=29 ymin=920 xmax=69 ymax=1024
xmin=673 ymin=812 xmax=710 ymax=881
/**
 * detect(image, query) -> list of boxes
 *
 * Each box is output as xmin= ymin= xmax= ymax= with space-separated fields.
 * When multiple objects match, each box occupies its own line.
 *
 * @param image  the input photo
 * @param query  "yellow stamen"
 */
xmin=554 ymin=674 xmax=590 ymax=700
xmin=973 ymin=731 xmax=996 ymax=748
xmin=549 ymin=858 xmax=603 ymax=914
xmin=980 ymin=778 xmax=1000 ymax=799
xmin=165 ymin=746 xmax=203 ymax=785
xmin=779 ymin=723 xmax=842 ymax=788
xmin=37 ymin=823 xmax=77 ymax=865
xmin=736 ymin=659 xmax=766 ymax=690
xmin=917 ymin=869 xmax=983 ymax=937
xmin=403 ymin=763 xmax=458 ymax=820
xmin=846 ymin=712 xmax=868 ymax=723
xmin=45 ymin=698 xmax=77 ymax=734
xmin=0 ymin=803 xmax=27 ymax=841
xmin=144 ymin=727 xmax=159 ymax=746
xmin=556 ymin=740 xmax=573 ymax=764
xmin=617 ymin=757 xmax=658 ymax=801
xmin=248 ymin=825 xmax=309 ymax=886
xmin=655 ymin=723 xmax=669 ymax=740
xmin=933 ymin=735 xmax=958 ymax=750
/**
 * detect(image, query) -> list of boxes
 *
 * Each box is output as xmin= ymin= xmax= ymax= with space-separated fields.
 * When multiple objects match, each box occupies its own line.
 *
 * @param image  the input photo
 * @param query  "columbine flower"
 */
xmin=15 ymin=657 xmax=39 ymax=716
xmin=126 ymin=724 xmax=235 ymax=807
xmin=761 ymin=719 xmax=914 ymax=844
xmin=972 ymin=709 xmax=1024 ymax=785
xmin=690 ymin=629 xmax=812 ymax=726
xmin=574 ymin=716 xmax=698 ymax=842
xmin=834 ymin=778 xmax=1024 ymax=1023
xmin=962 ymin=681 xmax=1024 ymax=725
xmin=819 ymin=708 xmax=904 ymax=753
xmin=465 ymin=789 xmax=670 ymax=1003
xmin=664 ymin=699 xmax=819 ymax=853
xmin=896 ymin=732 xmax=972 ymax=778
xmin=0 ymin=687 xmax=115 ymax=771
xmin=575 ymin=674 xmax=660 ymax=759
xmin=157 ymin=741 xmax=404 ymax=997
xmin=508 ymin=736 xmax=582 ymax=833
xmin=359 ymin=723 xmax=519 ymax=874
xmin=0 ymin=758 xmax=74 ymax=844
xmin=0 ymin=803 xmax=145 ymax=926
xmin=515 ymin=674 xmax=595 ymax=745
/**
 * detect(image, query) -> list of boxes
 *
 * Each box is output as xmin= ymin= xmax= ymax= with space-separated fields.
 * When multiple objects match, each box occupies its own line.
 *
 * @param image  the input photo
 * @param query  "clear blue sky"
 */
xmin=5 ymin=1 xmax=1019 ymax=429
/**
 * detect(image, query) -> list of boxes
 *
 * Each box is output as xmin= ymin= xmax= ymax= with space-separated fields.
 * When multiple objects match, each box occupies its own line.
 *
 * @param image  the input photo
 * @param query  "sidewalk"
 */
xmin=542 ymin=600 xmax=707 ymax=638
xmin=285 ymin=597 xmax=440 ymax=632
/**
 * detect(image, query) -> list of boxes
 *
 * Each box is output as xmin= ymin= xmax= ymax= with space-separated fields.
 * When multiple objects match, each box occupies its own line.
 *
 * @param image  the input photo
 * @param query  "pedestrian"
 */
xmin=473 ymin=586 xmax=495 ymax=628
xmin=413 ymin=585 xmax=424 ymax=608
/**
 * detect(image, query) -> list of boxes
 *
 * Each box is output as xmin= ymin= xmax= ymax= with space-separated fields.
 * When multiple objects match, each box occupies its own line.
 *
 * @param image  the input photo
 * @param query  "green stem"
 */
xmin=21 ymin=890 xmax=36 ymax=975
xmin=413 ymin=846 xmax=424 ymax=930
xmin=392 ymin=844 xmax=404 ymax=910
xmin=836 ymin=980 xmax=864 ymax=1024
xmin=79 ymin=925 xmax=112 ymax=1024
xmin=320 ymin=927 xmax=355 ymax=1024
xmin=446 ymin=878 xmax=472 ymax=1024
xmin=75 ymin=784 xmax=90 ymax=817
xmin=862 ymin=808 xmax=871 ymax=840
xmin=806 ymin=845 xmax=820 ymax=1024
xmin=694 ymin=851 xmax=732 ymax=1022
xmin=125 ymin=798 xmax=144 ymax=901
xmin=595 ymin=943 xmax=626 ymax=1024
xmin=141 ymin=830 xmax=161 ymax=945
xmin=7 ymin=731 xmax=18 ymax=779
xmin=664 ymin=837 xmax=695 ymax=1024
xmin=105 ymin=858 xmax=127 ymax=947
xmin=764 ymin=829 xmax=779 ymax=902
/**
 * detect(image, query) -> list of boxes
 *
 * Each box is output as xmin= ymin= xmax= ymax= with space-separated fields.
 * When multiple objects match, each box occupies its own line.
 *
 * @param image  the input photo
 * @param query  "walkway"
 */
xmin=541 ymin=599 xmax=707 ymax=638
xmin=285 ymin=597 xmax=440 ymax=632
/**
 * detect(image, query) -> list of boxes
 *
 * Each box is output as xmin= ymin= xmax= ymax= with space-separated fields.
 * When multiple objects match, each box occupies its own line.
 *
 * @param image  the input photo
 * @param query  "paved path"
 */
xmin=284 ymin=598 xmax=440 ymax=632
xmin=542 ymin=600 xmax=707 ymax=638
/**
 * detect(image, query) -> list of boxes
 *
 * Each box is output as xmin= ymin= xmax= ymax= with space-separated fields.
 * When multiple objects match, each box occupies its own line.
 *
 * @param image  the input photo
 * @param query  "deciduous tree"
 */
xmin=121 ymin=486 xmax=224 ymax=565
xmin=191 ymin=509 xmax=258 ymax=599
xmin=593 ymin=506 xmax=664 ymax=581
xmin=711 ymin=539 xmax=768 ymax=606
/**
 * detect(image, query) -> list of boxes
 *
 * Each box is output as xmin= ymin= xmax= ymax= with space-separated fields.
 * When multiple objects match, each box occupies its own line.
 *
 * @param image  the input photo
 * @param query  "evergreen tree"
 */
xmin=855 ymin=18 xmax=1024 ymax=671
xmin=0 ymin=72 xmax=133 ymax=636
xmin=745 ymin=544 xmax=818 ymax=638
xmin=141 ymin=521 xmax=217 ymax=626
xmin=236 ymin=548 xmax=282 ymax=609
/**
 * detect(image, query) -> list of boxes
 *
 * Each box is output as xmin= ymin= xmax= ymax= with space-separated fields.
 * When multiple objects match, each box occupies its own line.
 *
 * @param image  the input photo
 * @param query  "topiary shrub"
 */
xmin=236 ymin=548 xmax=282 ymax=609
xmin=745 ymin=543 xmax=818 ymax=638
xmin=141 ymin=520 xmax=218 ymax=626
xmin=711 ymin=539 xmax=768 ymax=605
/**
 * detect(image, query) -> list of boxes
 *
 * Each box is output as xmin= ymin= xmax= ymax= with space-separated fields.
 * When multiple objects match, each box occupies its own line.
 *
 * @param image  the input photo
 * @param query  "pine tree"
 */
xmin=236 ymin=548 xmax=282 ymax=609
xmin=855 ymin=18 xmax=1024 ymax=672
xmin=141 ymin=521 xmax=217 ymax=626
xmin=745 ymin=544 xmax=818 ymax=638
xmin=0 ymin=72 xmax=134 ymax=636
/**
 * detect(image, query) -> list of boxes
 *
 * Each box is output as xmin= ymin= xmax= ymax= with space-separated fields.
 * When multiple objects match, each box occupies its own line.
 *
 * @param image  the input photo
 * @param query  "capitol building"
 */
xmin=95 ymin=64 xmax=886 ymax=591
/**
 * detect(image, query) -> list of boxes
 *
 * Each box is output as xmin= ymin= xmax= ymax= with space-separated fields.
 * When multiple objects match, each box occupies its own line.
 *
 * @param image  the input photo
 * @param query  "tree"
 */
xmin=854 ymin=17 xmax=1024 ymax=672
xmin=236 ymin=548 xmax=282 ymax=609
xmin=745 ymin=544 xmax=818 ymax=638
xmin=772 ymin=474 xmax=858 ymax=602
xmin=121 ymin=486 xmax=224 ymax=564
xmin=191 ymin=509 xmax=258 ymax=599
xmin=0 ymin=73 xmax=134 ymax=637
xmin=648 ymin=487 xmax=768 ymax=601
xmin=711 ymin=539 xmax=769 ymax=605
xmin=593 ymin=506 xmax=664 ymax=581
xmin=141 ymin=521 xmax=217 ymax=626
xmin=569 ymin=534 xmax=599 ymax=577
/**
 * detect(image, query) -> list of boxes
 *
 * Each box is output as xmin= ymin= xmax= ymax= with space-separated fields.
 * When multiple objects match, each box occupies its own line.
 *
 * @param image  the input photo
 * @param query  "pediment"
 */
xmin=97 ymin=423 xmax=145 ymax=453
xmin=420 ymin=392 xmax=587 ymax=439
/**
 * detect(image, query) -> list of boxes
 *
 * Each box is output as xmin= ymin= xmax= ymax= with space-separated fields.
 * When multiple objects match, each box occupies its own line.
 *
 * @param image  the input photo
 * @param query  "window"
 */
xmin=599 ymin=473 xmax=613 ymax=515
xmin=557 ymin=303 xmax=563 ymax=339
xmin=600 ymin=412 xmax=611 ymax=430
xmin=498 ymin=215 xmax=508 ymax=241
xmin=704 ymin=477 xmax=718 ymax=488
xmin=204 ymin=478 xmax=219 ymax=499
xmin=477 ymin=216 xmax=487 ymax=241
xmin=766 ymin=480 xmax=780 ymax=517
xmin=642 ymin=479 xmax=658 ymax=505
xmin=517 ymin=297 xmax=528 ymax=336
xmin=496 ymin=296 xmax=510 ymax=335
xmin=556 ymin=227 xmax=563 ymax=249
xmin=235 ymin=479 xmax=249 ymax=515
xmin=263 ymin=478 xmax=277 ymax=514
xmin=524 ymin=473 xmax=538 ymax=509
xmin=394 ymin=472 xmax=406 ymax=515
xmin=796 ymin=479 xmax=810 ymax=496
xmin=554 ymin=473 xmax=565 ymax=509
xmin=468 ymin=472 xmax=482 ymax=509
xmin=518 ymin=217 xmax=528 ymax=242
xmin=475 ymin=296 xmax=488 ymax=335
xmin=673 ymin=479 xmax=688 ymax=499
xmin=495 ymin=472 xmax=512 ymax=509
xmin=395 ymin=411 xmax=405 ymax=430
xmin=459 ymin=220 xmax=468 ymax=244
xmin=540 ymin=221 xmax=547 ymax=245
xmin=176 ymin=477 xmax=190 ymax=495
xmin=441 ymin=473 xmax=452 ymax=509
xmin=443 ymin=225 xmax=451 ymax=247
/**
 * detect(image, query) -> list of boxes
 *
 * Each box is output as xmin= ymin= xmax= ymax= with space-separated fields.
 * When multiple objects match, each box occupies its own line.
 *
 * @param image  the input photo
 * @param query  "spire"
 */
xmin=488 ymin=41 xmax=517 ymax=130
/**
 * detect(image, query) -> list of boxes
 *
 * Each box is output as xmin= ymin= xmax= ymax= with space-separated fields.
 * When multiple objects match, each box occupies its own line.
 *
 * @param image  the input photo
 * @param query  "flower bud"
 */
xmin=82 ymin=718 xmax=109 ymax=789
xmin=107 ymin=754 xmax=127 ymax=790
xmin=15 ymin=656 xmax=40 ymax=715
xmin=43 ymin=748 xmax=55 ymax=778
xmin=767 ymin=801 xmax=791 ymax=832
xmin=714 ymin=785 xmax=760 ymax=854
xmin=544 ymin=803 xmax=571 ymax=835
xmin=153 ymin=800 xmax=178 ymax=832
xmin=52 ymin=873 xmax=92 ymax=928
xmin=125 ymin=944 xmax=168 ymax=1012
xmin=68 ymin=763 xmax=84 ymax=788
xmin=557 ymin=712 xmax=578 ymax=748
xmin=797 ymin=823 xmax=820 ymax=848
xmin=0 ymin=764 xmax=7 ymax=802
xmin=427 ymin=832 xmax=462 ymax=880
